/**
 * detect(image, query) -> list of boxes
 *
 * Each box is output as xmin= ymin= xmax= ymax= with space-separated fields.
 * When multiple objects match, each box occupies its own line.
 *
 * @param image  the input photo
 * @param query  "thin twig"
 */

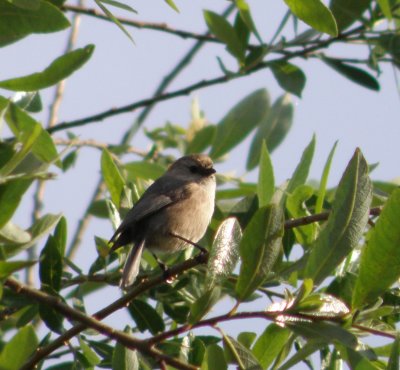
xmin=5 ymin=277 xmax=197 ymax=370
xmin=16 ymin=253 xmax=207 ymax=369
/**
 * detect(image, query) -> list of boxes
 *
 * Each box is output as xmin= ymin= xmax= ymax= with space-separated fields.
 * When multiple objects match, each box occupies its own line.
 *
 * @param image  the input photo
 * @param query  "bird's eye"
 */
xmin=189 ymin=165 xmax=198 ymax=173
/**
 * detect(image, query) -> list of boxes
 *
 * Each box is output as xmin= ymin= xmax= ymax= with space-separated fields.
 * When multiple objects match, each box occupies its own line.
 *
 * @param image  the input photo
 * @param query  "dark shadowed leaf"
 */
xmin=353 ymin=188 xmax=400 ymax=308
xmin=388 ymin=336 xmax=400 ymax=370
xmin=252 ymin=324 xmax=291 ymax=369
xmin=0 ymin=0 xmax=69 ymax=47
xmin=206 ymin=218 xmax=242 ymax=287
xmin=39 ymin=235 xmax=62 ymax=292
xmin=128 ymin=299 xmax=165 ymax=334
xmin=189 ymin=287 xmax=221 ymax=324
xmin=247 ymin=95 xmax=293 ymax=170
xmin=223 ymin=334 xmax=262 ymax=370
xmin=101 ymin=149 xmax=125 ymax=207
xmin=39 ymin=299 xmax=64 ymax=334
xmin=257 ymin=141 xmax=275 ymax=208
xmin=0 ymin=46 xmax=94 ymax=91
xmin=305 ymin=149 xmax=372 ymax=285
xmin=284 ymin=0 xmax=338 ymax=36
xmin=201 ymin=344 xmax=227 ymax=370
xmin=330 ymin=0 xmax=370 ymax=31
xmin=210 ymin=89 xmax=270 ymax=159
xmin=203 ymin=10 xmax=245 ymax=62
xmin=270 ymin=61 xmax=306 ymax=97
xmin=236 ymin=204 xmax=284 ymax=300
xmin=0 ymin=325 xmax=38 ymax=369
xmin=321 ymin=57 xmax=380 ymax=91
xmin=112 ymin=333 xmax=139 ymax=370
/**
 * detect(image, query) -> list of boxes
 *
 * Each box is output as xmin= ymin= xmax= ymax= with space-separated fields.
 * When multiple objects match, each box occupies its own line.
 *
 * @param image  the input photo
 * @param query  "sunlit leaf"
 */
xmin=201 ymin=345 xmax=227 ymax=370
xmin=353 ymin=188 xmax=400 ymax=307
xmin=0 ymin=46 xmax=94 ymax=91
xmin=257 ymin=141 xmax=275 ymax=208
xmin=305 ymin=149 xmax=372 ymax=285
xmin=101 ymin=149 xmax=125 ymax=207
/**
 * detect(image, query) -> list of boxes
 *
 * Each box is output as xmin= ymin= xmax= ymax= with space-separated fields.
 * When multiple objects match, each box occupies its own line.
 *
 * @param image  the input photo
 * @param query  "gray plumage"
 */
xmin=109 ymin=154 xmax=216 ymax=288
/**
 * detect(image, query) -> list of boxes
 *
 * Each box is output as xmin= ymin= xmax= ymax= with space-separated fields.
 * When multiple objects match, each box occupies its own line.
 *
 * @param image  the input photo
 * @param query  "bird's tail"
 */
xmin=120 ymin=240 xmax=145 ymax=289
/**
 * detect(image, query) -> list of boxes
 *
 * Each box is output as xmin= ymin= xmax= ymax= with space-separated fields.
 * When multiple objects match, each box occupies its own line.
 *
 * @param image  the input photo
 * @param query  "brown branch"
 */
xmin=5 ymin=277 xmax=196 ymax=370
xmin=63 ymin=4 xmax=220 ymax=44
xmin=17 ymin=253 xmax=207 ymax=369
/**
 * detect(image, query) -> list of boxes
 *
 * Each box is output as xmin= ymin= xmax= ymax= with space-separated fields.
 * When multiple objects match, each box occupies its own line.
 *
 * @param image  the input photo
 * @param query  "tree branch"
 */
xmin=16 ymin=253 xmax=207 ymax=369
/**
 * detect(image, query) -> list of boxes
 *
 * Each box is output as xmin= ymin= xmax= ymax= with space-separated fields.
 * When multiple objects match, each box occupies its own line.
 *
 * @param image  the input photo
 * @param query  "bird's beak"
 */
xmin=203 ymin=167 xmax=216 ymax=176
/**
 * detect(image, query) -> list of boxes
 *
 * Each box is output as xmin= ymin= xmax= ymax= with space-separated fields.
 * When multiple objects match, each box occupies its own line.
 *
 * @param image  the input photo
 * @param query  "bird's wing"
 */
xmin=109 ymin=176 xmax=190 ymax=245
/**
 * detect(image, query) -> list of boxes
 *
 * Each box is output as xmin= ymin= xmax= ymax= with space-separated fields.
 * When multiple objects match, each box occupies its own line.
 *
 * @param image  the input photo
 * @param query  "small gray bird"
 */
xmin=109 ymin=154 xmax=216 ymax=288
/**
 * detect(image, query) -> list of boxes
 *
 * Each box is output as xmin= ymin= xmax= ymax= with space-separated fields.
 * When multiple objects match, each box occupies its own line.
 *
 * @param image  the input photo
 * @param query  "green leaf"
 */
xmin=39 ymin=300 xmax=64 ymax=334
xmin=270 ymin=61 xmax=306 ymax=97
xmin=101 ymin=149 xmax=125 ymax=207
xmin=257 ymin=141 xmax=275 ymax=208
xmin=286 ymin=185 xmax=315 ymax=245
xmin=285 ymin=134 xmax=316 ymax=198
xmin=164 ymin=0 xmax=179 ymax=12
xmin=0 ymin=46 xmax=94 ymax=91
xmin=210 ymin=89 xmax=270 ymax=159
xmin=0 ymin=221 xmax=31 ymax=244
xmin=12 ymin=91 xmax=42 ymax=112
xmin=237 ymin=332 xmax=257 ymax=349
xmin=124 ymin=161 xmax=165 ymax=180
xmin=321 ymin=57 xmax=380 ymax=91
xmin=79 ymin=337 xmax=101 ymax=366
xmin=94 ymin=0 xmax=134 ymax=44
xmin=339 ymin=346 xmax=380 ymax=370
xmin=252 ymin=324 xmax=291 ymax=369
xmin=54 ymin=216 xmax=67 ymax=257
xmin=99 ymin=0 xmax=137 ymax=13
xmin=0 ymin=0 xmax=69 ymax=47
xmin=377 ymin=0 xmax=392 ymax=20
xmin=0 ymin=179 xmax=32 ymax=229
xmin=0 ymin=97 xmax=59 ymax=166
xmin=305 ymin=149 xmax=372 ymax=285
xmin=0 ymin=325 xmax=38 ymax=369
xmin=223 ymin=334 xmax=262 ymax=370
xmin=278 ymin=341 xmax=324 ymax=370
xmin=236 ymin=204 xmax=284 ymax=300
xmin=330 ymin=0 xmax=370 ymax=31
xmin=0 ymin=260 xmax=36 ymax=279
xmin=112 ymin=335 xmax=139 ymax=370
xmin=235 ymin=0 xmax=262 ymax=43
xmin=284 ymin=0 xmax=338 ymax=36
xmin=186 ymin=125 xmax=216 ymax=154
xmin=203 ymin=10 xmax=245 ymax=62
xmin=388 ymin=336 xmax=400 ymax=370
xmin=128 ymin=299 xmax=165 ymax=334
xmin=189 ymin=288 xmax=221 ymax=324
xmin=353 ymin=188 xmax=400 ymax=307
xmin=247 ymin=94 xmax=293 ymax=170
xmin=206 ymin=218 xmax=242 ymax=287
xmin=4 ymin=213 xmax=62 ymax=257
xmin=315 ymin=141 xmax=338 ymax=214
xmin=201 ymin=345 xmax=227 ymax=370
xmin=39 ymin=235 xmax=62 ymax=292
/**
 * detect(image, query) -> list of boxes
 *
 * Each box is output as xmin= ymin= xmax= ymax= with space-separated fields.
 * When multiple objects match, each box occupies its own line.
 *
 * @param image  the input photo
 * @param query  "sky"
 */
xmin=0 ymin=0 xmax=399 ymax=366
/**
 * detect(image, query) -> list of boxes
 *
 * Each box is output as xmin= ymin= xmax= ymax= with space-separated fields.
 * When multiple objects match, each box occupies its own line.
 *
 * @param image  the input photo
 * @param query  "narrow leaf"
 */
xmin=236 ymin=204 xmax=284 ymax=300
xmin=247 ymin=94 xmax=293 ymax=170
xmin=0 ymin=46 xmax=94 ymax=91
xmin=315 ymin=141 xmax=337 ymax=213
xmin=270 ymin=61 xmax=306 ymax=97
xmin=388 ymin=336 xmax=400 ymax=370
xmin=0 ymin=260 xmax=36 ymax=279
xmin=211 ymin=89 xmax=270 ymax=159
xmin=203 ymin=10 xmax=245 ymax=61
xmin=39 ymin=235 xmax=63 ymax=292
xmin=284 ymin=0 xmax=338 ymax=36
xmin=99 ymin=0 xmax=137 ymax=13
xmin=257 ymin=141 xmax=275 ymax=207
xmin=189 ymin=288 xmax=221 ymax=324
xmin=322 ymin=57 xmax=380 ymax=91
xmin=330 ymin=0 xmax=370 ymax=31
xmin=252 ymin=324 xmax=291 ymax=369
xmin=305 ymin=149 xmax=372 ymax=285
xmin=128 ymin=299 xmax=165 ymax=334
xmin=0 ymin=326 xmax=38 ymax=369
xmin=206 ymin=218 xmax=242 ymax=287
xmin=353 ymin=188 xmax=400 ymax=307
xmin=101 ymin=149 xmax=125 ymax=207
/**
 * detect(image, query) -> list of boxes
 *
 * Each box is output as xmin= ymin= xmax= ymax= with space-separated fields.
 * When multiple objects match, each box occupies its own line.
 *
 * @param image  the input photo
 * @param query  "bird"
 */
xmin=109 ymin=154 xmax=216 ymax=288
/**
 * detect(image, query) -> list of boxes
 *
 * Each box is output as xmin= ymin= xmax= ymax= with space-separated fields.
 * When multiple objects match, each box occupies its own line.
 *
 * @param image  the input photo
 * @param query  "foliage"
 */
xmin=0 ymin=1 xmax=399 ymax=369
